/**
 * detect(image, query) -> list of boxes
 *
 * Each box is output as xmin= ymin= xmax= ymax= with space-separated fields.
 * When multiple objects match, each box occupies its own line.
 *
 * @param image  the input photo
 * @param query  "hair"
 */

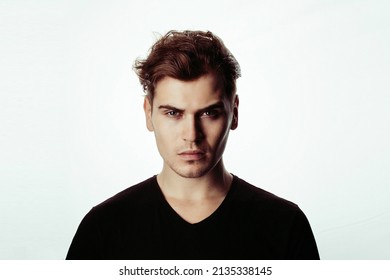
xmin=133 ymin=30 xmax=241 ymax=101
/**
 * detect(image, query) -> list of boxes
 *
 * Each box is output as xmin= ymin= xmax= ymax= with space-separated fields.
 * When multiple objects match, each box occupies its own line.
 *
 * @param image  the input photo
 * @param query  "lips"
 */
xmin=178 ymin=150 xmax=206 ymax=160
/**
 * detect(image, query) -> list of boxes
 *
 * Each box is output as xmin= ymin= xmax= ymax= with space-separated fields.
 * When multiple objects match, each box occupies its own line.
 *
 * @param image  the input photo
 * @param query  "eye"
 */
xmin=202 ymin=110 xmax=220 ymax=118
xmin=166 ymin=110 xmax=181 ymax=118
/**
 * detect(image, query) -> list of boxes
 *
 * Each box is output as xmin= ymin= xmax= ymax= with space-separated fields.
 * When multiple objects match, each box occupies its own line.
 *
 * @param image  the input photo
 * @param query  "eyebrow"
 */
xmin=158 ymin=105 xmax=184 ymax=113
xmin=158 ymin=101 xmax=226 ymax=113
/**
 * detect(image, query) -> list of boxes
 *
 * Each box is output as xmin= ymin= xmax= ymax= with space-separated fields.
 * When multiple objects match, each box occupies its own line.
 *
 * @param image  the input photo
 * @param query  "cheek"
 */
xmin=153 ymin=121 xmax=178 ymax=148
xmin=155 ymin=128 xmax=173 ymax=143
xmin=205 ymin=120 xmax=230 ymax=144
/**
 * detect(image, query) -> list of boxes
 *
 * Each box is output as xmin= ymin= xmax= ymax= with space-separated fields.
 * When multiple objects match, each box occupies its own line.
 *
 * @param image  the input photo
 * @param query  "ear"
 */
xmin=143 ymin=97 xmax=154 ymax=132
xmin=230 ymin=95 xmax=239 ymax=130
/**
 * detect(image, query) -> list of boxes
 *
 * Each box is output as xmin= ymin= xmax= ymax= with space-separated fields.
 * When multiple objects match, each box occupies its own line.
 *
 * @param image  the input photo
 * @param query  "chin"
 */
xmin=173 ymin=165 xmax=211 ymax=179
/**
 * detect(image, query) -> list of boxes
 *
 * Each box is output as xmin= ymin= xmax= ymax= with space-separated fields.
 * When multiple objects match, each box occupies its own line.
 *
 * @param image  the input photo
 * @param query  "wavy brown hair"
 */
xmin=133 ymin=30 xmax=241 ymax=101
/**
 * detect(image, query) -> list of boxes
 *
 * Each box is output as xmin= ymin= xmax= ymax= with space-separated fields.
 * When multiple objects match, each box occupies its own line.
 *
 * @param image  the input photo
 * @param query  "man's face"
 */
xmin=144 ymin=74 xmax=238 ymax=179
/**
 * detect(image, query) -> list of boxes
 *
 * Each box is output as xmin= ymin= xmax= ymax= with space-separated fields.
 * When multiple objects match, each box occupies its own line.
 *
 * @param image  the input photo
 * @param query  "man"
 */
xmin=66 ymin=30 xmax=319 ymax=259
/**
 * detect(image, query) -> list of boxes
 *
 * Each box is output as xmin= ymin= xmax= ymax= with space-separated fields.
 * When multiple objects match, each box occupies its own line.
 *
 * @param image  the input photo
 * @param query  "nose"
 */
xmin=182 ymin=115 xmax=203 ymax=143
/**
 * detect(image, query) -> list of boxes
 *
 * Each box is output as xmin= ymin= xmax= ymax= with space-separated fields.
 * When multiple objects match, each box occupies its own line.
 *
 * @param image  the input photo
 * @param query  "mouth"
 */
xmin=178 ymin=150 xmax=206 ymax=161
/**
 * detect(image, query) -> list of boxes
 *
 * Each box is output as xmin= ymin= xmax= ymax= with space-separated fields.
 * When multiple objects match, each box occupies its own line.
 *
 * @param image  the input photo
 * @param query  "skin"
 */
xmin=143 ymin=74 xmax=239 ymax=223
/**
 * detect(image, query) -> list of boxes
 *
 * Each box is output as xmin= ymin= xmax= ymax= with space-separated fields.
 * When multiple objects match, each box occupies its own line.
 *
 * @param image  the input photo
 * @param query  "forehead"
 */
xmin=153 ymin=74 xmax=227 ymax=109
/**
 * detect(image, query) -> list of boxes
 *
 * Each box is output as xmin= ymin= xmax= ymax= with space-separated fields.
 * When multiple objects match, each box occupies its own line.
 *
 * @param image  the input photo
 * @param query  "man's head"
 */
xmin=134 ymin=30 xmax=241 ymax=179
xmin=134 ymin=30 xmax=241 ymax=103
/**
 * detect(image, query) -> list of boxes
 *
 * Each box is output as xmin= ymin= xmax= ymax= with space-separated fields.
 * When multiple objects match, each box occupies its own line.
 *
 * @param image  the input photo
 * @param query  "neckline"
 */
xmin=152 ymin=174 xmax=237 ymax=227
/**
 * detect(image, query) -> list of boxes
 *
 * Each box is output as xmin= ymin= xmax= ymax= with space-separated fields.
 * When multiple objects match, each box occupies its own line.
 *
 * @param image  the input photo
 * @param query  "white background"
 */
xmin=1 ymin=0 xmax=389 ymax=259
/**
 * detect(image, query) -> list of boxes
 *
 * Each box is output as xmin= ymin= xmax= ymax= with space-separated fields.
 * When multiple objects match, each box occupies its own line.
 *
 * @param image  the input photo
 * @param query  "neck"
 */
xmin=157 ymin=160 xmax=232 ymax=201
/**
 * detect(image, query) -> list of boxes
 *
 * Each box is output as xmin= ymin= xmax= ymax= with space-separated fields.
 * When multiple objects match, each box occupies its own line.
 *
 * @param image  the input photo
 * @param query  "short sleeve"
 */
xmin=286 ymin=209 xmax=320 ymax=260
xmin=66 ymin=208 xmax=102 ymax=260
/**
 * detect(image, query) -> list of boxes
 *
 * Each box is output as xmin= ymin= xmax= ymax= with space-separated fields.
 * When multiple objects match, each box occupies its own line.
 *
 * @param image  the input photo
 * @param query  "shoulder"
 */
xmin=231 ymin=175 xmax=300 ymax=214
xmin=231 ymin=177 xmax=320 ymax=259
xmin=66 ymin=176 xmax=160 ymax=259
xmin=91 ymin=176 xmax=159 ymax=216
xmin=230 ymin=175 xmax=315 ymax=240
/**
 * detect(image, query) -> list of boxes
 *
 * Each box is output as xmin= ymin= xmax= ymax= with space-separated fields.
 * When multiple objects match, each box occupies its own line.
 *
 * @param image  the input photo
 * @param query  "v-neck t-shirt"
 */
xmin=66 ymin=175 xmax=319 ymax=259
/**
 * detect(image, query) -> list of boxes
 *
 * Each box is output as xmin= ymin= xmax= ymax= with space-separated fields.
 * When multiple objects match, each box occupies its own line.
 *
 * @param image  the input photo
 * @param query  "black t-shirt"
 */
xmin=66 ymin=175 xmax=320 ymax=259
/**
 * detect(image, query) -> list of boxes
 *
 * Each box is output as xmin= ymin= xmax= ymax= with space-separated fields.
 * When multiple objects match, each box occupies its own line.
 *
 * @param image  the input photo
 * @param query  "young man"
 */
xmin=66 ymin=30 xmax=320 ymax=259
